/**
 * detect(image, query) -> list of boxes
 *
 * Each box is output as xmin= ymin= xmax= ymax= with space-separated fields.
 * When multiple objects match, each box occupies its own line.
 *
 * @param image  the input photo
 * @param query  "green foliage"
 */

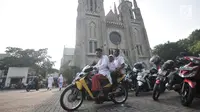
xmin=152 ymin=29 xmax=200 ymax=61
xmin=189 ymin=41 xmax=200 ymax=55
xmin=0 ymin=47 xmax=58 ymax=78
xmin=61 ymin=63 xmax=81 ymax=84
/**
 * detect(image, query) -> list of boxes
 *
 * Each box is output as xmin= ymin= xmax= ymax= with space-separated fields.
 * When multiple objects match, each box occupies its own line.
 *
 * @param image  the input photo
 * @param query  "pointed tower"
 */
xmin=114 ymin=2 xmax=118 ymax=15
xmin=132 ymin=0 xmax=152 ymax=67
xmin=133 ymin=0 xmax=143 ymax=21
xmin=74 ymin=0 xmax=106 ymax=68
xmin=133 ymin=0 xmax=138 ymax=8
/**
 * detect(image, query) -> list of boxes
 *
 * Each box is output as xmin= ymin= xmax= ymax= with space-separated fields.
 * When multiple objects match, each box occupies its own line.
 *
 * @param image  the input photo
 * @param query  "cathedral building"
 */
xmin=73 ymin=0 xmax=152 ymax=68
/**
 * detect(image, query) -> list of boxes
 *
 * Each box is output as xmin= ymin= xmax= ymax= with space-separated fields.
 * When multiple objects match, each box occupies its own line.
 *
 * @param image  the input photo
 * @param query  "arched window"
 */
xmin=89 ymin=22 xmax=96 ymax=38
xmin=129 ymin=9 xmax=134 ymax=19
xmin=88 ymin=40 xmax=98 ymax=53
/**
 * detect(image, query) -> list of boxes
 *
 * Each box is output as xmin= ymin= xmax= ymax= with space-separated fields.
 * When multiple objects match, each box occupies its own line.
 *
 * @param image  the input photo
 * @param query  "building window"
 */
xmin=136 ymin=45 xmax=143 ymax=56
xmin=139 ymin=45 xmax=143 ymax=55
xmin=109 ymin=49 xmax=114 ymax=55
xmin=94 ymin=41 xmax=97 ymax=51
xmin=89 ymin=22 xmax=96 ymax=38
xmin=90 ymin=0 xmax=93 ymax=11
xmin=89 ymin=41 xmax=93 ymax=53
xmin=89 ymin=40 xmax=98 ymax=53
xmin=126 ymin=51 xmax=129 ymax=56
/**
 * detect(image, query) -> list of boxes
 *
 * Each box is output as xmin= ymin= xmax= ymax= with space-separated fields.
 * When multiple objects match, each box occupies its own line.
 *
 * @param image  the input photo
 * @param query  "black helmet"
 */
xmin=149 ymin=55 xmax=161 ymax=65
xmin=134 ymin=62 xmax=145 ymax=70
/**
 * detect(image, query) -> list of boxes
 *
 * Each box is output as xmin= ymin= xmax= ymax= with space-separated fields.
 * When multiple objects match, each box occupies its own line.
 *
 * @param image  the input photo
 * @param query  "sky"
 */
xmin=0 ymin=0 xmax=200 ymax=69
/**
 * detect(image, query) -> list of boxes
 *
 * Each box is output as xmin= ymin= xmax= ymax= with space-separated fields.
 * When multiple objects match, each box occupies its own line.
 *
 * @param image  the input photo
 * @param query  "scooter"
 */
xmin=178 ymin=56 xmax=200 ymax=106
xmin=135 ymin=67 xmax=158 ymax=96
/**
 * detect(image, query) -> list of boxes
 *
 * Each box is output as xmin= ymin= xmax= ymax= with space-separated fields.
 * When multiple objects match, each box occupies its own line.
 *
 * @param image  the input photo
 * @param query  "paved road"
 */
xmin=33 ymin=90 xmax=200 ymax=112
xmin=1 ymin=89 xmax=200 ymax=112
xmin=0 ymin=89 xmax=57 ymax=112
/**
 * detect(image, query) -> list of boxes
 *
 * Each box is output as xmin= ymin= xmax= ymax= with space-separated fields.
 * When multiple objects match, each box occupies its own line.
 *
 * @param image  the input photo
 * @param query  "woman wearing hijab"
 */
xmin=58 ymin=74 xmax=63 ymax=91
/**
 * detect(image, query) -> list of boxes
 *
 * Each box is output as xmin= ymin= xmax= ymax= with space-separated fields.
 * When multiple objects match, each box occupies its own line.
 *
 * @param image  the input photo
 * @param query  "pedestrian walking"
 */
xmin=47 ymin=75 xmax=54 ymax=90
xmin=58 ymin=74 xmax=63 ymax=91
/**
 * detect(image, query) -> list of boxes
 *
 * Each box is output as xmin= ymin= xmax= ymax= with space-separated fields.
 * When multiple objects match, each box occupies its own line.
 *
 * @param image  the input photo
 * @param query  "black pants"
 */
xmin=111 ymin=71 xmax=118 ymax=85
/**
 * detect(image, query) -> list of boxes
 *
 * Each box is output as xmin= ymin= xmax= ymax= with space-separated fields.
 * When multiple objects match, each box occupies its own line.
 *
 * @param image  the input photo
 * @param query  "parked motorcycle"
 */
xmin=178 ymin=56 xmax=200 ymax=106
xmin=135 ymin=67 xmax=158 ymax=96
xmin=152 ymin=60 xmax=180 ymax=100
xmin=60 ymin=65 xmax=128 ymax=111
xmin=26 ymin=80 xmax=39 ymax=92
xmin=124 ymin=63 xmax=141 ymax=91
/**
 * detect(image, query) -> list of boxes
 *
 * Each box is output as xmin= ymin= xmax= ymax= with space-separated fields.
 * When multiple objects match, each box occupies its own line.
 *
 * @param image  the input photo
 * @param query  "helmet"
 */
xmin=162 ymin=60 xmax=175 ymax=70
xmin=149 ymin=55 xmax=161 ymax=65
xmin=133 ymin=62 xmax=145 ymax=70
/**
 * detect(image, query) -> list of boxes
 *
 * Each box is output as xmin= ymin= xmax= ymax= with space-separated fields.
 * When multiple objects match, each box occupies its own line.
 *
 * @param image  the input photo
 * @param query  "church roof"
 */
xmin=106 ymin=10 xmax=120 ymax=22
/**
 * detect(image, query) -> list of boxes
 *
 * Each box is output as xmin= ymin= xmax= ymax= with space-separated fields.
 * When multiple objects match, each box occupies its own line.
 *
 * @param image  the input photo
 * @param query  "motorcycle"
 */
xmin=178 ymin=56 xmax=200 ymax=106
xmin=26 ymin=80 xmax=39 ymax=92
xmin=0 ymin=82 xmax=4 ymax=90
xmin=135 ymin=67 xmax=158 ymax=96
xmin=124 ymin=62 xmax=146 ymax=91
xmin=152 ymin=58 xmax=186 ymax=101
xmin=124 ymin=64 xmax=138 ymax=91
xmin=60 ymin=65 xmax=128 ymax=111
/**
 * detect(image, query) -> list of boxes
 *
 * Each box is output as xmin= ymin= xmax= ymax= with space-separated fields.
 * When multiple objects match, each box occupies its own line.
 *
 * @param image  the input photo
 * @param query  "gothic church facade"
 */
xmin=73 ymin=0 xmax=152 ymax=68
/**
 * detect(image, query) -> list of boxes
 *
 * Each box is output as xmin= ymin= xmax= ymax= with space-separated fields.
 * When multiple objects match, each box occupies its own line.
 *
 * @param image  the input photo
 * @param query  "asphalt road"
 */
xmin=0 ymin=89 xmax=200 ymax=112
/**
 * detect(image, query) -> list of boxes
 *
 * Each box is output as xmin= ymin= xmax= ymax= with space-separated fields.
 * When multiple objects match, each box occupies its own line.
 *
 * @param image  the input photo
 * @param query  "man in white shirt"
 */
xmin=114 ymin=49 xmax=125 ymax=74
xmin=92 ymin=48 xmax=112 ymax=97
xmin=108 ymin=55 xmax=118 ymax=86
xmin=108 ymin=55 xmax=116 ymax=72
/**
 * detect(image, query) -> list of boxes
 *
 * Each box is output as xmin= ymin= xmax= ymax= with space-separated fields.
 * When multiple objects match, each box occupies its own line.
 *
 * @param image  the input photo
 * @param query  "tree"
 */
xmin=152 ymin=29 xmax=200 ymax=60
xmin=61 ymin=63 xmax=80 ymax=84
xmin=153 ymin=42 xmax=186 ymax=61
xmin=0 ymin=47 xmax=57 ymax=78
xmin=189 ymin=41 xmax=200 ymax=55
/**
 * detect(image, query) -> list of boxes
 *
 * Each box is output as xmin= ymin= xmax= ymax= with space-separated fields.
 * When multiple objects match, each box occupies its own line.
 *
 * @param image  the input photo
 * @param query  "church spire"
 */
xmin=114 ymin=2 xmax=118 ymax=14
xmin=133 ymin=0 xmax=138 ymax=9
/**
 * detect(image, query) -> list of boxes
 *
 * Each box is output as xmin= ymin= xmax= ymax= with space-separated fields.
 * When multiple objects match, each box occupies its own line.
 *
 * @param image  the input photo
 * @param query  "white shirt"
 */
xmin=108 ymin=61 xmax=117 ymax=72
xmin=48 ymin=77 xmax=54 ymax=84
xmin=58 ymin=75 xmax=63 ymax=83
xmin=94 ymin=55 xmax=112 ymax=84
xmin=114 ymin=55 xmax=125 ymax=74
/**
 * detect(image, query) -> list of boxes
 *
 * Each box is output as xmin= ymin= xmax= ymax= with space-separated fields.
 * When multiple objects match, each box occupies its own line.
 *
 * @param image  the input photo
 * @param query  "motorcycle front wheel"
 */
xmin=111 ymin=84 xmax=128 ymax=104
xmin=180 ymin=82 xmax=195 ymax=106
xmin=152 ymin=84 xmax=160 ymax=101
xmin=60 ymin=84 xmax=83 ymax=111
xmin=26 ymin=86 xmax=30 ymax=92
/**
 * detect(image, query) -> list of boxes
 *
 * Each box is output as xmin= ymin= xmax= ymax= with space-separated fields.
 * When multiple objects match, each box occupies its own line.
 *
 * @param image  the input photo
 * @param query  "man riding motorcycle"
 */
xmin=113 ymin=49 xmax=125 ymax=75
xmin=108 ymin=55 xmax=118 ymax=86
xmin=92 ymin=48 xmax=112 ymax=102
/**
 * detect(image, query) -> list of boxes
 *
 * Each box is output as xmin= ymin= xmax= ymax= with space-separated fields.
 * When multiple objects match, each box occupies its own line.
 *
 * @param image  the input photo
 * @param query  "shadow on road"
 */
xmin=157 ymin=95 xmax=200 ymax=110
